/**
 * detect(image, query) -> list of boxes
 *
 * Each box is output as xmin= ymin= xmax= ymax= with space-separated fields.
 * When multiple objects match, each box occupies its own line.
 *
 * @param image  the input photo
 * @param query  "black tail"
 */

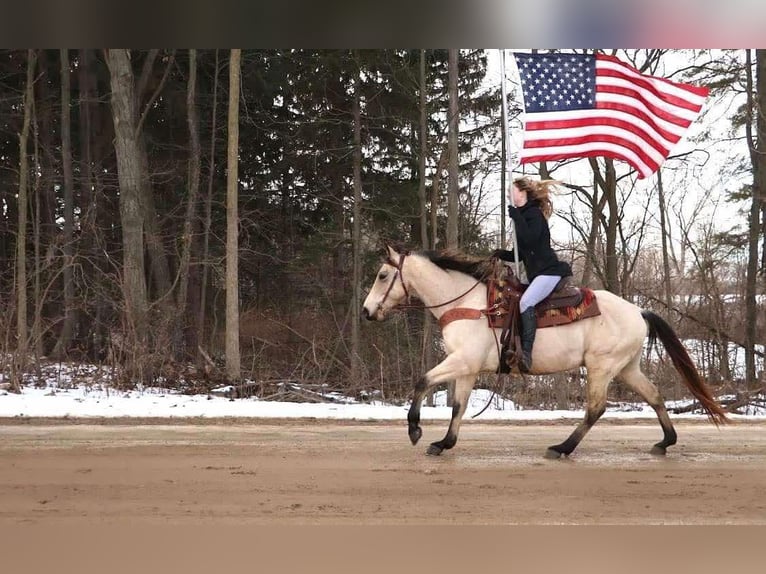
xmin=642 ymin=310 xmax=729 ymax=426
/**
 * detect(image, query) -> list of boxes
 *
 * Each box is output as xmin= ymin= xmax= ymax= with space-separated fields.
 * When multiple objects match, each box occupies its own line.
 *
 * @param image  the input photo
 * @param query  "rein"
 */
xmin=380 ymin=252 xmax=517 ymax=421
xmin=383 ymin=253 xmax=486 ymax=312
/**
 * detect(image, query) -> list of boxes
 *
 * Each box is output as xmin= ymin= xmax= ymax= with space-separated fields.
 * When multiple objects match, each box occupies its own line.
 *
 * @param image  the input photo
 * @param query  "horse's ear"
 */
xmin=384 ymin=243 xmax=399 ymax=262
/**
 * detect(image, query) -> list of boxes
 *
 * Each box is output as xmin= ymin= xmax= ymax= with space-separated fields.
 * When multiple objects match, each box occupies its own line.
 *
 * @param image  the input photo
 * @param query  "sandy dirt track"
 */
xmin=1 ymin=419 xmax=766 ymax=526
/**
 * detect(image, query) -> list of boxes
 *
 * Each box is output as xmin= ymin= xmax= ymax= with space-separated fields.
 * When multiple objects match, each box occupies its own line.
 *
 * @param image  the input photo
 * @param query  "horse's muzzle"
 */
xmin=363 ymin=305 xmax=385 ymax=321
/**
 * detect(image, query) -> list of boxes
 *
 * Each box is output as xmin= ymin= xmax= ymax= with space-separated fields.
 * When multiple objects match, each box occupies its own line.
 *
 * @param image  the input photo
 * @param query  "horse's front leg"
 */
xmin=426 ymin=375 xmax=477 ymax=456
xmin=407 ymin=353 xmax=475 ymax=452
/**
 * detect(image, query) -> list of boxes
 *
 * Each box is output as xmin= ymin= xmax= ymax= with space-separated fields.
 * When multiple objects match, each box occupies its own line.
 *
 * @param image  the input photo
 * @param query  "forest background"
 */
xmin=0 ymin=49 xmax=763 ymax=411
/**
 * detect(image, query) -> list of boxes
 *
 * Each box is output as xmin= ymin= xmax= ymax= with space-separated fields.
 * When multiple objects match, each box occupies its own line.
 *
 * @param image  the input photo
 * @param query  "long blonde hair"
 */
xmin=513 ymin=177 xmax=561 ymax=220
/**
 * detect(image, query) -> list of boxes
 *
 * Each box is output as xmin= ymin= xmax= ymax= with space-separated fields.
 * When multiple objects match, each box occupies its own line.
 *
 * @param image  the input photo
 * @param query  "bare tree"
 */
xmin=350 ymin=61 xmax=363 ymax=384
xmin=106 ymin=49 xmax=149 ymax=379
xmin=655 ymin=169 xmax=674 ymax=310
xmin=226 ymin=49 xmax=242 ymax=381
xmin=53 ymin=48 xmax=75 ymax=358
xmin=446 ymin=49 xmax=459 ymax=249
xmin=418 ymin=50 xmax=437 ymax=379
xmin=12 ymin=49 xmax=36 ymax=391
xmin=418 ymin=49 xmax=428 ymax=249
xmin=176 ymin=49 xmax=202 ymax=357
xmin=744 ymin=49 xmax=765 ymax=388
xmin=197 ymin=49 xmax=220 ymax=359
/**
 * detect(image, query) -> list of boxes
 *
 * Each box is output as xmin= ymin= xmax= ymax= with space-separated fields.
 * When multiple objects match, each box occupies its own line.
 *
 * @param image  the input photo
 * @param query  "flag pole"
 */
xmin=499 ymin=49 xmax=521 ymax=277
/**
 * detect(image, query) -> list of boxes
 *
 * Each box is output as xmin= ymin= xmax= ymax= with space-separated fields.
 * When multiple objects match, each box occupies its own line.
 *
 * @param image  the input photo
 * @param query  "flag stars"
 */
xmin=514 ymin=53 xmax=598 ymax=113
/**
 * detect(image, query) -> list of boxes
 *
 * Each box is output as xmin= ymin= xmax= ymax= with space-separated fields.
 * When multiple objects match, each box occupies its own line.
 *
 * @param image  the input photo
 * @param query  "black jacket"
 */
xmin=495 ymin=199 xmax=572 ymax=280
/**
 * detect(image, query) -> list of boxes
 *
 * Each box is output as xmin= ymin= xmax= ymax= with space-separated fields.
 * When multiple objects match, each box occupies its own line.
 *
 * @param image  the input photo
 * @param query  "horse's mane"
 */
xmin=421 ymin=249 xmax=494 ymax=282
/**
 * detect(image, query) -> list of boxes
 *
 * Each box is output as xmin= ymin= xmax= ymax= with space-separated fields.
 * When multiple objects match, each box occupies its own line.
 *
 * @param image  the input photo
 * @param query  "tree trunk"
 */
xmin=106 ymin=49 xmax=149 ymax=379
xmin=744 ymin=49 xmax=765 ymax=389
xmin=580 ymin=171 xmax=600 ymax=286
xmin=198 ymin=49 xmax=220 ymax=362
xmin=225 ymin=49 xmax=242 ymax=381
xmin=53 ymin=48 xmax=75 ymax=358
xmin=419 ymin=50 xmax=428 ymax=249
xmin=603 ymin=159 xmax=621 ymax=294
xmin=446 ymin=49 xmax=459 ymax=249
xmin=176 ymin=49 xmax=202 ymax=358
xmin=446 ymin=49 xmax=460 ymax=405
xmin=418 ymin=50 xmax=436 ymax=403
xmin=656 ymin=169 xmax=674 ymax=312
xmin=350 ymin=65 xmax=363 ymax=385
xmin=135 ymin=52 xmax=174 ymax=308
xmin=13 ymin=49 xmax=36 ymax=391
xmin=77 ymin=49 xmax=104 ymax=359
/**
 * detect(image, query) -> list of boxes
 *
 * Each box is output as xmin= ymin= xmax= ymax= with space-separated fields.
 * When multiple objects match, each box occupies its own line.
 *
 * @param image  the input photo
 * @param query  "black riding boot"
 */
xmin=519 ymin=307 xmax=537 ymax=373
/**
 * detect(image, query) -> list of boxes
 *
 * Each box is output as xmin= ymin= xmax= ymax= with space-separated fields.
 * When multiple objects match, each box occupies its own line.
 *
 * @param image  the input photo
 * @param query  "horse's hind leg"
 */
xmin=618 ymin=359 xmax=677 ymax=455
xmin=426 ymin=375 xmax=476 ymax=456
xmin=545 ymin=369 xmax=611 ymax=459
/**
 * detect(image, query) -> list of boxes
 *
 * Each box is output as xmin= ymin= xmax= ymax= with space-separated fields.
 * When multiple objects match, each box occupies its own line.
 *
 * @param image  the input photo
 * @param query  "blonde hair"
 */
xmin=513 ymin=177 xmax=561 ymax=219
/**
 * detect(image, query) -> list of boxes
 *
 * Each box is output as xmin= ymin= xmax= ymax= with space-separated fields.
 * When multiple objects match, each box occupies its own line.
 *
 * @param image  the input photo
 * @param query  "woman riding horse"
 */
xmin=493 ymin=177 xmax=572 ymax=373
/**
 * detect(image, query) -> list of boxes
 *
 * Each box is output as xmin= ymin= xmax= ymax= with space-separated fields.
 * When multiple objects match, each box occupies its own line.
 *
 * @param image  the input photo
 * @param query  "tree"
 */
xmin=176 ymin=48 xmax=202 ymax=357
xmin=350 ymin=59 xmax=363 ymax=384
xmin=53 ymin=48 xmax=75 ymax=358
xmin=225 ymin=49 xmax=242 ymax=382
xmin=106 ymin=49 xmax=149 ymax=380
xmin=11 ymin=49 xmax=36 ymax=391
xmin=197 ymin=49 xmax=220 ymax=360
xmin=744 ymin=49 xmax=765 ymax=388
xmin=446 ymin=49 xmax=459 ymax=249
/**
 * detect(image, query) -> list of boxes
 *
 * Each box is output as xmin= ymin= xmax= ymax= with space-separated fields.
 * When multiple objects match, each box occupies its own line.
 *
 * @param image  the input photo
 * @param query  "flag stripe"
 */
xmin=520 ymin=143 xmax=655 ymax=179
xmin=596 ymin=54 xmax=710 ymax=101
xmin=513 ymin=51 xmax=709 ymax=179
xmin=597 ymin=82 xmax=699 ymax=125
xmin=522 ymin=126 xmax=667 ymax=169
xmin=524 ymin=109 xmax=676 ymax=154
xmin=595 ymin=97 xmax=689 ymax=141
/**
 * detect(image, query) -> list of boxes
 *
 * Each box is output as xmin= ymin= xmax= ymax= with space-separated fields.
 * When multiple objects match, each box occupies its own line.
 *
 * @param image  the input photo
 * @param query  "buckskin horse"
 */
xmin=362 ymin=244 xmax=728 ymax=459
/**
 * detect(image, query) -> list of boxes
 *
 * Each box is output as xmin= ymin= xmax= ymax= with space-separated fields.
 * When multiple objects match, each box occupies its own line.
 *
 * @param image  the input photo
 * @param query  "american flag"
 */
xmin=513 ymin=52 xmax=709 ymax=179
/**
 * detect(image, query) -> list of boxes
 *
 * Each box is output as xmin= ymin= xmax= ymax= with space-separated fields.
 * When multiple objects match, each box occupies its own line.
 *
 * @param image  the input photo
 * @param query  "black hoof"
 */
xmin=409 ymin=426 xmax=422 ymax=445
xmin=544 ymin=448 xmax=564 ymax=460
xmin=427 ymin=443 xmax=444 ymax=456
xmin=650 ymin=444 xmax=667 ymax=456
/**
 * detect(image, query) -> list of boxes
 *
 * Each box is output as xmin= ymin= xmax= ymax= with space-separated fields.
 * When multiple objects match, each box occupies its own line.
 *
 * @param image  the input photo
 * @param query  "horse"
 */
xmin=362 ymin=244 xmax=728 ymax=459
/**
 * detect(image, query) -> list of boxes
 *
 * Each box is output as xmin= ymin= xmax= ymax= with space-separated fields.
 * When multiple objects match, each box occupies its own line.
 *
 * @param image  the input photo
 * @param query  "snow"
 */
xmin=2 ymin=362 xmax=765 ymax=421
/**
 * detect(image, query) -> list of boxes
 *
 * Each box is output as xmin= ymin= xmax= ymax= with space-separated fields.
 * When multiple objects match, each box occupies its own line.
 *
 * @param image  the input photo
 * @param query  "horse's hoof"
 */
xmin=409 ymin=426 xmax=422 ymax=445
xmin=650 ymin=445 xmax=667 ymax=456
xmin=426 ymin=443 xmax=443 ymax=456
xmin=544 ymin=448 xmax=563 ymax=460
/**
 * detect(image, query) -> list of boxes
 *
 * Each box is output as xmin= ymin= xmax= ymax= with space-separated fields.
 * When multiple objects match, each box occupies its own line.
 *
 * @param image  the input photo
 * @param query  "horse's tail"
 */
xmin=641 ymin=310 xmax=729 ymax=426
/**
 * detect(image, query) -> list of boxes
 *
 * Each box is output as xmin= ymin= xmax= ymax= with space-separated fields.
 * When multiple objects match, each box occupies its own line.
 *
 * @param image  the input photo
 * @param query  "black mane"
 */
xmin=422 ymin=249 xmax=493 ymax=282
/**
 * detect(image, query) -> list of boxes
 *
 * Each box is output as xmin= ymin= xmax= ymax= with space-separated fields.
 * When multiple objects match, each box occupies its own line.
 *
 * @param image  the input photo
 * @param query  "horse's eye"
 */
xmin=378 ymin=271 xmax=388 ymax=281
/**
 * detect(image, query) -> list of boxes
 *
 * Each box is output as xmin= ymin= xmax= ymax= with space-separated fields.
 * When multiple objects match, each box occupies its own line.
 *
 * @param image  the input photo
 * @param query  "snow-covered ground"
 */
xmin=2 ymin=362 xmax=764 ymax=421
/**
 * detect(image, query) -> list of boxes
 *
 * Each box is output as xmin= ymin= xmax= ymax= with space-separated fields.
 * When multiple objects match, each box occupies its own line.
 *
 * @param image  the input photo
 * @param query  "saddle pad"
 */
xmin=536 ymin=288 xmax=601 ymax=328
xmin=486 ymin=281 xmax=600 ymax=330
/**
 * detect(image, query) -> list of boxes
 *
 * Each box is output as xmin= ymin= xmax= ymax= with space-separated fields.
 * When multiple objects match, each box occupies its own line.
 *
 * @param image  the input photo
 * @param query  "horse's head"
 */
xmin=362 ymin=244 xmax=411 ymax=321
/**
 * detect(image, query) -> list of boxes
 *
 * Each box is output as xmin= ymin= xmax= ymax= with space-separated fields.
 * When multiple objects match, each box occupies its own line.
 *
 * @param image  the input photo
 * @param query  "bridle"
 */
xmin=375 ymin=252 xmax=410 ymax=313
xmin=374 ymin=251 xmax=511 ymax=419
xmin=375 ymin=252 xmax=484 ymax=314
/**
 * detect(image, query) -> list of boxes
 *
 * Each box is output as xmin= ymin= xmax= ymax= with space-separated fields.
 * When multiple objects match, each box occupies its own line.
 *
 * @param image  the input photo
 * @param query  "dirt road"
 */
xmin=1 ymin=419 xmax=765 ymax=525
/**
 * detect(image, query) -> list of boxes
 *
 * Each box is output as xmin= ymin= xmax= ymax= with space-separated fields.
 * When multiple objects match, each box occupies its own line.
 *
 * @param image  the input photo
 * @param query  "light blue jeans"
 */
xmin=519 ymin=275 xmax=561 ymax=312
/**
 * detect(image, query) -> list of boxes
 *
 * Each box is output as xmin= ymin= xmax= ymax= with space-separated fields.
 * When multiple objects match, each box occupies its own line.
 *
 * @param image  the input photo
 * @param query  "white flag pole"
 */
xmin=499 ymin=49 xmax=521 ymax=276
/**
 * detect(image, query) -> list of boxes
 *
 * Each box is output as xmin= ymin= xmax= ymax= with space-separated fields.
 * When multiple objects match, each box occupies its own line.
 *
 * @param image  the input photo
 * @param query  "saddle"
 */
xmin=487 ymin=262 xmax=601 ymax=373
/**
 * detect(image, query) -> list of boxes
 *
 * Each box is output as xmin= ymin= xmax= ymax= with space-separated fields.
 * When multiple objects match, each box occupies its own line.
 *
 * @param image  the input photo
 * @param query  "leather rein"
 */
xmin=379 ymin=252 xmax=510 ymax=420
xmin=379 ymin=253 xmax=496 ymax=323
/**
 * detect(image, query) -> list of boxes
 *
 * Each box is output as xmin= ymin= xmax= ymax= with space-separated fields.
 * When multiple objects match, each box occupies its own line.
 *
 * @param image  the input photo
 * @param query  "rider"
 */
xmin=492 ymin=177 xmax=572 ymax=373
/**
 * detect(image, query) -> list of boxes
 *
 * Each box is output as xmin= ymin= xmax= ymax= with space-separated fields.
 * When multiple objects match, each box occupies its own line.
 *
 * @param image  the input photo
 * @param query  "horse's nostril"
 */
xmin=362 ymin=307 xmax=371 ymax=320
